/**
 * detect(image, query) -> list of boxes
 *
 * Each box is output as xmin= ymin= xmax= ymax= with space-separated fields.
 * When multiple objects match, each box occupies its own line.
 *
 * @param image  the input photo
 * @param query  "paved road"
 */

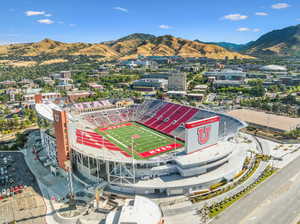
xmin=162 ymin=160 xmax=269 ymax=224
xmin=163 ymin=161 xmax=268 ymax=217
xmin=163 ymin=135 xmax=268 ymax=217
xmin=212 ymin=155 xmax=300 ymax=224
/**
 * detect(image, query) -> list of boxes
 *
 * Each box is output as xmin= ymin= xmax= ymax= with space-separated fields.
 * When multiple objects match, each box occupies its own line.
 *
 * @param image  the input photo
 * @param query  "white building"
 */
xmin=106 ymin=196 xmax=163 ymax=224
xmin=168 ymin=72 xmax=187 ymax=91
xmin=204 ymin=69 xmax=246 ymax=81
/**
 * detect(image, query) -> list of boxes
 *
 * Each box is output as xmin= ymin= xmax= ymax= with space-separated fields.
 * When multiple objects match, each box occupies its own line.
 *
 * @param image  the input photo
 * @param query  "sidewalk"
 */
xmin=23 ymin=132 xmax=109 ymax=224
xmin=23 ymin=133 xmax=83 ymax=224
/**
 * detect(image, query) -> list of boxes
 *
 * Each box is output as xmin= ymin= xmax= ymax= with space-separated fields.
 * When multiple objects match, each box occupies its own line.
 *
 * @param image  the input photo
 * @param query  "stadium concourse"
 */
xmin=36 ymin=99 xmax=253 ymax=196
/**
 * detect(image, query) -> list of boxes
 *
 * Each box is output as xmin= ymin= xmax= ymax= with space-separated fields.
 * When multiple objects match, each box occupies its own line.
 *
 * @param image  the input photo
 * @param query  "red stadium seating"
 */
xmin=76 ymin=129 xmax=131 ymax=156
xmin=140 ymin=103 xmax=198 ymax=134
xmin=163 ymin=108 xmax=198 ymax=133
xmin=143 ymin=103 xmax=172 ymax=126
xmin=154 ymin=105 xmax=188 ymax=131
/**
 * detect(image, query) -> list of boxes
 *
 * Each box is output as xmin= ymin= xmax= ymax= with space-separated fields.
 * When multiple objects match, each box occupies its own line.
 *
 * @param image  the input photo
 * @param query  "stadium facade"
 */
xmin=35 ymin=96 xmax=248 ymax=196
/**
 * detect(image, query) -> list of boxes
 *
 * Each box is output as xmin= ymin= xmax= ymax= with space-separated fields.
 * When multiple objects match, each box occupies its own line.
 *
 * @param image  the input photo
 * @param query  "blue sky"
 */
xmin=1 ymin=0 xmax=300 ymax=44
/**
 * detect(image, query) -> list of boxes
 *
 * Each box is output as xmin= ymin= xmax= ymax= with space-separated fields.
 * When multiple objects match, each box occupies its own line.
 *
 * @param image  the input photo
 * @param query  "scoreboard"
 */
xmin=185 ymin=116 xmax=220 ymax=154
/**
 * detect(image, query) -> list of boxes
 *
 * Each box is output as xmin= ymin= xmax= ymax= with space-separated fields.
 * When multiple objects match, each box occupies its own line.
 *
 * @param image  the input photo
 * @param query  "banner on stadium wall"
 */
xmin=185 ymin=116 xmax=220 ymax=154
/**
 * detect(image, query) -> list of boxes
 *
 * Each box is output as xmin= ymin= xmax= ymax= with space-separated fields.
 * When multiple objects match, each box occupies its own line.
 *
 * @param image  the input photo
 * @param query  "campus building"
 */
xmin=168 ymin=72 xmax=187 ymax=91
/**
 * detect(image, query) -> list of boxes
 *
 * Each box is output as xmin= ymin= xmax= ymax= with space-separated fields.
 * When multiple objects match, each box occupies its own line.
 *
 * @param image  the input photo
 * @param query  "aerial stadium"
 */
xmin=35 ymin=95 xmax=250 ymax=196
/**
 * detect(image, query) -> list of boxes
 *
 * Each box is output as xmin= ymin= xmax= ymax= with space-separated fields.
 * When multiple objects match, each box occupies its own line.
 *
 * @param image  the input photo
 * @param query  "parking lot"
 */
xmin=0 ymin=152 xmax=46 ymax=224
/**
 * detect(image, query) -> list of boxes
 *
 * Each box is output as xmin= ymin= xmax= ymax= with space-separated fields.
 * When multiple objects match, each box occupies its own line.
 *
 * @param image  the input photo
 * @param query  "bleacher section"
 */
xmin=73 ymin=100 xmax=113 ymax=113
xmin=83 ymin=107 xmax=134 ymax=127
xmin=142 ymin=103 xmax=198 ymax=135
xmin=80 ymin=100 xmax=245 ymax=141
xmin=76 ymin=129 xmax=131 ymax=157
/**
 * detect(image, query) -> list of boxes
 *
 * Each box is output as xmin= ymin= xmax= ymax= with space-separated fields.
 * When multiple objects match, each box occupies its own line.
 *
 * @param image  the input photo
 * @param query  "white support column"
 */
xmin=88 ymin=156 xmax=91 ymax=178
xmin=106 ymin=160 xmax=110 ymax=183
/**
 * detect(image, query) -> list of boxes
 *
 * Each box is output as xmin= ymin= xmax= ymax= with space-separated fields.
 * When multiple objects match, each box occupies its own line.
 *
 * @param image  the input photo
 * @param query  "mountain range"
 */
xmin=211 ymin=24 xmax=300 ymax=57
xmin=0 ymin=34 xmax=252 ymax=60
xmin=0 ymin=24 xmax=300 ymax=59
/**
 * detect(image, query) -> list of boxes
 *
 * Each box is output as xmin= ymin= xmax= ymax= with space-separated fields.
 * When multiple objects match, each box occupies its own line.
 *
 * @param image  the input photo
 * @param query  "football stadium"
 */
xmin=35 ymin=97 xmax=250 ymax=196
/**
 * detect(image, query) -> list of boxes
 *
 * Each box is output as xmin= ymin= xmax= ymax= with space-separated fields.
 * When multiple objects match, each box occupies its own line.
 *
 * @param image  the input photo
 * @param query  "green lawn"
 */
xmin=96 ymin=122 xmax=184 ymax=159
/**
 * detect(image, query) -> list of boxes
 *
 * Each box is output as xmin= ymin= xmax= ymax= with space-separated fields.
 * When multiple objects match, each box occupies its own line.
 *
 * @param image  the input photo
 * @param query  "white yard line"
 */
xmin=138 ymin=125 xmax=170 ymax=141
xmin=105 ymin=133 xmax=128 ymax=148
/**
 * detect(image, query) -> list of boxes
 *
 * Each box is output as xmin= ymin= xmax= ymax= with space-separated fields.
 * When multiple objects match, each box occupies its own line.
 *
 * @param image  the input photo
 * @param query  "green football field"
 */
xmin=96 ymin=122 xmax=184 ymax=159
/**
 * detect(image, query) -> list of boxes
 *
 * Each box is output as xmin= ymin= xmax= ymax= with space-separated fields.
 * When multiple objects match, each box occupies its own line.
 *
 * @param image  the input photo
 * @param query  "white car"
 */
xmin=6 ymin=189 xmax=10 ymax=197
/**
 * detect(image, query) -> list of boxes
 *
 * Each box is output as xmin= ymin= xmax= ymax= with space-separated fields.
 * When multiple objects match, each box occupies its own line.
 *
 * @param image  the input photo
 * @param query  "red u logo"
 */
xmin=197 ymin=125 xmax=212 ymax=145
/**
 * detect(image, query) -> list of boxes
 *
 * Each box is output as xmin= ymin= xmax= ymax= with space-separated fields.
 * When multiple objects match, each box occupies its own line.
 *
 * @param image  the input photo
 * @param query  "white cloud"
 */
xmin=237 ymin=27 xmax=251 ymax=32
xmin=69 ymin=24 xmax=76 ymax=27
xmin=223 ymin=14 xmax=248 ymax=21
xmin=113 ymin=7 xmax=128 ymax=13
xmin=159 ymin=24 xmax=172 ymax=29
xmin=44 ymin=13 xmax=52 ymax=17
xmin=37 ymin=19 xmax=54 ymax=24
xmin=255 ymin=12 xmax=268 ymax=16
xmin=271 ymin=3 xmax=290 ymax=9
xmin=237 ymin=27 xmax=260 ymax=32
xmin=296 ymin=18 xmax=300 ymax=21
xmin=25 ymin=10 xmax=45 ymax=16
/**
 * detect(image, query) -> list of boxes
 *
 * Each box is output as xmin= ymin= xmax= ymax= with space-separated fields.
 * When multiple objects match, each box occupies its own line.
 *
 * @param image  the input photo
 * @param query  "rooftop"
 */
xmin=260 ymin=65 xmax=287 ymax=71
xmin=35 ymin=102 xmax=62 ymax=121
xmin=105 ymin=196 xmax=162 ymax=224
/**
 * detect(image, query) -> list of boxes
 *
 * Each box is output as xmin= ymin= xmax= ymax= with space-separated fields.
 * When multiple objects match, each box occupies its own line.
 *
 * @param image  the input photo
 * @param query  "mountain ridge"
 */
xmin=0 ymin=34 xmax=253 ymax=60
xmin=244 ymin=24 xmax=300 ymax=56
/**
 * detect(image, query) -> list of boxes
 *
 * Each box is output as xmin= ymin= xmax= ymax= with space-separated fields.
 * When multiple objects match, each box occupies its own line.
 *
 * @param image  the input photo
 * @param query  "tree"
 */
xmin=250 ymin=85 xmax=265 ymax=97
xmin=282 ymin=94 xmax=296 ymax=105
xmin=156 ymin=90 xmax=164 ymax=99
xmin=297 ymin=107 xmax=300 ymax=117
xmin=272 ymin=103 xmax=280 ymax=113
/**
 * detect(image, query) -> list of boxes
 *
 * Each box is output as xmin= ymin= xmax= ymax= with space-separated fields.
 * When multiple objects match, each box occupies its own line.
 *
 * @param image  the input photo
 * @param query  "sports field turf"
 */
xmin=96 ymin=122 xmax=184 ymax=159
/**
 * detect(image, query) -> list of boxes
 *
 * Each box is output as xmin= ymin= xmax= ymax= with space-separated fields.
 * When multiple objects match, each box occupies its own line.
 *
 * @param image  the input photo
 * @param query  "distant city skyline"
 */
xmin=1 ymin=0 xmax=299 ymax=44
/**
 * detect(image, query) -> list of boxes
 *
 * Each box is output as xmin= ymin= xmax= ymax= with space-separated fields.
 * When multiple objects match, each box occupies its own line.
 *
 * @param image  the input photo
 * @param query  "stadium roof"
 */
xmin=227 ymin=109 xmax=300 ymax=132
xmin=35 ymin=102 xmax=73 ymax=122
xmin=35 ymin=103 xmax=61 ymax=122
xmin=105 ymin=196 xmax=162 ymax=224
xmin=260 ymin=65 xmax=287 ymax=71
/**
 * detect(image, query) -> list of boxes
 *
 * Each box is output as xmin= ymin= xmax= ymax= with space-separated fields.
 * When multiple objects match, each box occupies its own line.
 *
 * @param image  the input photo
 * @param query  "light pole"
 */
xmin=131 ymin=136 xmax=135 ymax=184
